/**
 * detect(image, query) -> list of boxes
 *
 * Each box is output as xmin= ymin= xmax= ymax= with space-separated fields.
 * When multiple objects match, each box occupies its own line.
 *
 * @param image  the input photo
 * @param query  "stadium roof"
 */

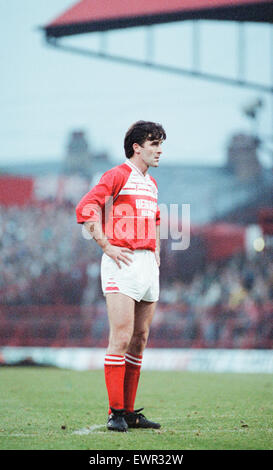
xmin=44 ymin=0 xmax=273 ymax=38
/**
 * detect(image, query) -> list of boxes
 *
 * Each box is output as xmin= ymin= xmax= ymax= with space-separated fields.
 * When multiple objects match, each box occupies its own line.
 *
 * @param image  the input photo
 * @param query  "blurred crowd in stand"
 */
xmin=153 ymin=250 xmax=272 ymax=348
xmin=0 ymin=204 xmax=272 ymax=349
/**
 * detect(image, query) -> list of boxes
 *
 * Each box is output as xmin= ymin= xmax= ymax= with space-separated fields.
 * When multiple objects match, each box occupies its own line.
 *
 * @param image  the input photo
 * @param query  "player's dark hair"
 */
xmin=124 ymin=120 xmax=166 ymax=159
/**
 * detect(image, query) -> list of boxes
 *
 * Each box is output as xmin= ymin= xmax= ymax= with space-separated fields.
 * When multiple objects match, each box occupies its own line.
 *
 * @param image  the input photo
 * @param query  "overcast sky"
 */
xmin=1 ymin=0 xmax=272 ymax=168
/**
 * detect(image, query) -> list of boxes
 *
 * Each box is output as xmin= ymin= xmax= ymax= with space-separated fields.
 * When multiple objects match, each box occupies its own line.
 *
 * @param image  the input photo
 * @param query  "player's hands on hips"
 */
xmin=103 ymin=244 xmax=134 ymax=269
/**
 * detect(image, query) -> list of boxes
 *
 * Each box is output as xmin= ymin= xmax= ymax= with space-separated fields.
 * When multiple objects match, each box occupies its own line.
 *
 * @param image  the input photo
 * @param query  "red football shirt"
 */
xmin=76 ymin=160 xmax=160 ymax=251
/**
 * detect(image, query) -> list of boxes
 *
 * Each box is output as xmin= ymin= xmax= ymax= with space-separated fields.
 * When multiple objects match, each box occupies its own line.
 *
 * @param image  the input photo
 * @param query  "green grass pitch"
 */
xmin=0 ymin=367 xmax=272 ymax=450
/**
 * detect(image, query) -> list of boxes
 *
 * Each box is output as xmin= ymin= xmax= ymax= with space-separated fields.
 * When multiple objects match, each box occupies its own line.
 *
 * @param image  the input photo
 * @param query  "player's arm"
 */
xmin=155 ymin=201 xmax=160 ymax=267
xmin=76 ymin=169 xmax=133 ymax=268
xmin=83 ymin=220 xmax=133 ymax=269
xmin=155 ymin=224 xmax=160 ymax=267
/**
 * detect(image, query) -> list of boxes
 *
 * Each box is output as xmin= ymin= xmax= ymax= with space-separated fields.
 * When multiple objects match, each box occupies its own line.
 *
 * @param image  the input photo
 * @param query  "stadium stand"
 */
xmin=0 ymin=200 xmax=272 ymax=349
xmin=1 ymin=129 xmax=272 ymax=350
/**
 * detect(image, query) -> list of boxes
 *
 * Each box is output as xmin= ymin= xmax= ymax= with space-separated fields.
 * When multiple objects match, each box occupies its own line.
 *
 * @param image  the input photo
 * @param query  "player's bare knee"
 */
xmin=109 ymin=331 xmax=132 ymax=354
xmin=130 ymin=330 xmax=148 ymax=353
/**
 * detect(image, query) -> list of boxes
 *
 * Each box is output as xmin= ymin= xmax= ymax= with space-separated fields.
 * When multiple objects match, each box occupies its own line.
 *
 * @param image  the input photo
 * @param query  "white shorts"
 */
xmin=101 ymin=249 xmax=159 ymax=302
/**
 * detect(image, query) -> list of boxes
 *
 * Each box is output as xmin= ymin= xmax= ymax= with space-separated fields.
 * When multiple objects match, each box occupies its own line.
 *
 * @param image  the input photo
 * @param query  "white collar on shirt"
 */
xmin=125 ymin=159 xmax=149 ymax=180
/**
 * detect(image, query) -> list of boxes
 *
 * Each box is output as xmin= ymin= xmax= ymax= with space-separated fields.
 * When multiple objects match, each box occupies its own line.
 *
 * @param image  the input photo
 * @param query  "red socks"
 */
xmin=104 ymin=354 xmax=125 ymax=414
xmin=124 ymin=353 xmax=143 ymax=413
xmin=104 ymin=352 xmax=143 ymax=414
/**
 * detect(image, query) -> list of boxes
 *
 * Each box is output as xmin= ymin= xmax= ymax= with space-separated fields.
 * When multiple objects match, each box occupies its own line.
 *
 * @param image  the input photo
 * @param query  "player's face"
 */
xmin=139 ymin=139 xmax=163 ymax=168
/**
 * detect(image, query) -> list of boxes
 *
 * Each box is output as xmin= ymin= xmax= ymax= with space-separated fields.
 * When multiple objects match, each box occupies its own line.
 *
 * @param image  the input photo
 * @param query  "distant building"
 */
xmin=63 ymin=130 xmax=93 ymax=177
xmin=62 ymin=130 xmax=112 ymax=178
xmin=1 ymin=131 xmax=272 ymax=225
xmin=226 ymin=133 xmax=262 ymax=181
